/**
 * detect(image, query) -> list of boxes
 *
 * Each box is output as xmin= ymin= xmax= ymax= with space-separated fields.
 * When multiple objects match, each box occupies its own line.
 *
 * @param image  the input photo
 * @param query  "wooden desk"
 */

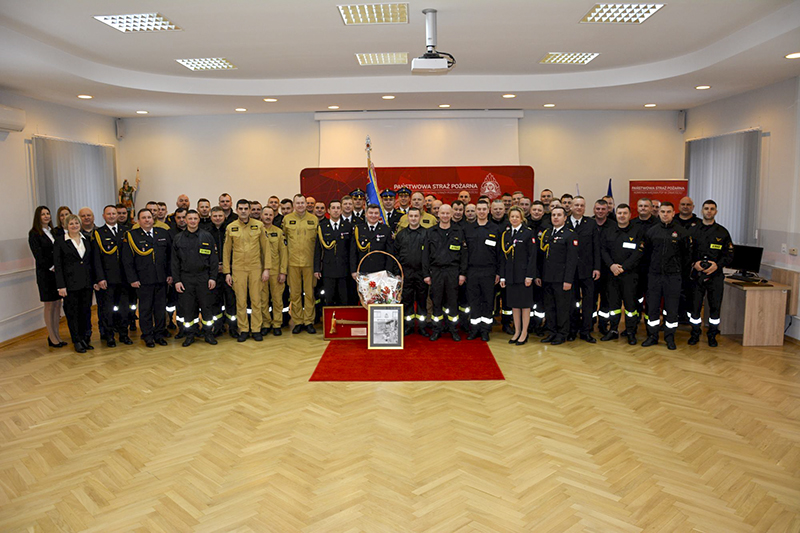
xmin=721 ymin=279 xmax=790 ymax=346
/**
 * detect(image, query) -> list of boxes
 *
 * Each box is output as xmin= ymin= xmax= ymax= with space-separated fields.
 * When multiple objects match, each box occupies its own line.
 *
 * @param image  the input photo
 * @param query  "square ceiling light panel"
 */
xmin=94 ymin=13 xmax=181 ymax=33
xmin=356 ymin=52 xmax=409 ymax=65
xmin=176 ymin=58 xmax=237 ymax=71
xmin=581 ymin=4 xmax=664 ymax=24
xmin=338 ymin=3 xmax=409 ymax=24
xmin=540 ymin=52 xmax=600 ymax=65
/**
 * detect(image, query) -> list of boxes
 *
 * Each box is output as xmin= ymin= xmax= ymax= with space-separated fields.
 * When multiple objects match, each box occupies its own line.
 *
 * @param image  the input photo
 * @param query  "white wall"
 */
xmin=685 ymin=76 xmax=800 ymax=340
xmin=519 ymin=109 xmax=686 ymax=205
xmin=0 ymin=90 xmax=117 ymax=343
xmin=117 ymin=113 xmax=320 ymax=208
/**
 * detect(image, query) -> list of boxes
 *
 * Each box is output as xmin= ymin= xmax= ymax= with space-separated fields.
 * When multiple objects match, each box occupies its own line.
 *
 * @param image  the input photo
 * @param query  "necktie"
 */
xmin=370 ymin=225 xmax=375 ymax=232
xmin=111 ymin=227 xmax=117 ymax=237
xmin=148 ymin=231 xmax=153 ymax=239
xmin=512 ymin=228 xmax=517 ymax=238
xmin=333 ymin=223 xmax=338 ymax=231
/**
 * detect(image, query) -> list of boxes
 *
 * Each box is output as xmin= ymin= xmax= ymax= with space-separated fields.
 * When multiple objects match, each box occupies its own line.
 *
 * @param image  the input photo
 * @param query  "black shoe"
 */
xmin=404 ymin=326 xmax=415 ymax=336
xmin=451 ymin=331 xmax=461 ymax=342
xmin=567 ymin=333 xmax=577 ymax=342
xmin=600 ymin=331 xmax=619 ymax=342
xmin=580 ymin=333 xmax=596 ymax=344
xmin=155 ymin=338 xmax=168 ymax=346
xmin=204 ymin=333 xmax=218 ymax=345
xmin=515 ymin=337 xmax=528 ymax=346
xmin=106 ymin=338 xmax=117 ymax=348
xmin=238 ymin=332 xmax=249 ymax=342
xmin=628 ymin=335 xmax=637 ymax=345
xmin=551 ymin=336 xmax=565 ymax=345
xmin=84 ymin=342 xmax=94 ymax=350
xmin=641 ymin=336 xmax=658 ymax=347
xmin=260 ymin=327 xmax=271 ymax=336
xmin=175 ymin=330 xmax=186 ymax=339
xmin=620 ymin=330 xmax=629 ymax=338
xmin=48 ymin=337 xmax=66 ymax=348
xmin=119 ymin=335 xmax=133 ymax=345
xmin=429 ymin=331 xmax=441 ymax=342
xmin=467 ymin=331 xmax=480 ymax=340
xmin=182 ymin=335 xmax=195 ymax=347
xmin=292 ymin=325 xmax=303 ymax=334
xmin=252 ymin=332 xmax=263 ymax=341
xmin=666 ymin=338 xmax=677 ymax=350
xmin=688 ymin=334 xmax=700 ymax=346
xmin=145 ymin=340 xmax=155 ymax=348
xmin=508 ymin=337 xmax=519 ymax=344
xmin=273 ymin=328 xmax=282 ymax=336
xmin=480 ymin=331 xmax=490 ymax=342
xmin=541 ymin=334 xmax=556 ymax=343
xmin=306 ymin=325 xmax=316 ymax=334
xmin=74 ymin=342 xmax=86 ymax=354
xmin=708 ymin=335 xmax=718 ymax=348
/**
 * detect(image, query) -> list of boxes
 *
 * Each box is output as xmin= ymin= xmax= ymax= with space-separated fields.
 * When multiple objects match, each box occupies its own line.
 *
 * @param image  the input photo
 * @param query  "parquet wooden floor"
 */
xmin=1 ymin=319 xmax=799 ymax=532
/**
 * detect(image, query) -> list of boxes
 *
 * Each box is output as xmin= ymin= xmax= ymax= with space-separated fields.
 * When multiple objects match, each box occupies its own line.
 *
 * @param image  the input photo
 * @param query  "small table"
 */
xmin=720 ymin=279 xmax=790 ymax=346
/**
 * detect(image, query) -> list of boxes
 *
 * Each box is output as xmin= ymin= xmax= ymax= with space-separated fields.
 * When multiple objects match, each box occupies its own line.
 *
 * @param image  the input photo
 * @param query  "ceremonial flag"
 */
xmin=365 ymin=136 xmax=386 ymax=222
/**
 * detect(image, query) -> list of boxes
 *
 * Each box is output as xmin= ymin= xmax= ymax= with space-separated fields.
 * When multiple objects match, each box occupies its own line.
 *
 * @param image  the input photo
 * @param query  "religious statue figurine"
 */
xmin=119 ymin=168 xmax=140 ymax=212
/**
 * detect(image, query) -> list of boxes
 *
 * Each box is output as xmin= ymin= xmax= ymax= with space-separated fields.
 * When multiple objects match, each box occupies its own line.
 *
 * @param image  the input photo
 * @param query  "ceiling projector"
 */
xmin=411 ymin=8 xmax=455 ymax=74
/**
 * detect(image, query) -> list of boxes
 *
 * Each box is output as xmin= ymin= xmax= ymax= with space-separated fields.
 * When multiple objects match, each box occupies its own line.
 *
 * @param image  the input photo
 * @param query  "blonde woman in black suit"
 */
xmin=54 ymin=214 xmax=95 ymax=353
xmin=28 ymin=205 xmax=67 ymax=348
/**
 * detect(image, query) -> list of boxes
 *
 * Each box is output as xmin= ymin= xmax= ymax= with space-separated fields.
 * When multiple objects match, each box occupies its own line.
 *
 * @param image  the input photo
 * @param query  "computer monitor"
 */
xmin=728 ymin=245 xmax=763 ymax=275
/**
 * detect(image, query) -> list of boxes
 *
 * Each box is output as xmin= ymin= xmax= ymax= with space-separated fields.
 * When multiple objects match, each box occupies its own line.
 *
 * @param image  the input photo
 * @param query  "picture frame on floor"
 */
xmin=368 ymin=304 xmax=403 ymax=350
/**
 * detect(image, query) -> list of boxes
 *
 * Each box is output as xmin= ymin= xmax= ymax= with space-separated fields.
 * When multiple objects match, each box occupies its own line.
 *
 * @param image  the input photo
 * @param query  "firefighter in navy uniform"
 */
xmin=121 ymin=208 xmax=173 ymax=348
xmin=688 ymin=200 xmax=734 ymax=347
xmin=676 ymin=197 xmax=700 ymax=324
xmin=642 ymin=202 xmax=692 ymax=350
xmin=92 ymin=205 xmax=133 ymax=347
xmin=463 ymin=201 xmax=500 ymax=341
xmin=599 ymin=204 xmax=645 ymax=345
xmin=350 ymin=205 xmax=394 ymax=275
xmin=632 ymin=198 xmax=658 ymax=322
xmin=209 ymin=206 xmax=238 ymax=337
xmin=380 ymin=190 xmax=403 ymax=233
xmin=536 ymin=206 xmax=578 ymax=345
xmin=314 ymin=199 xmax=352 ymax=307
xmin=350 ymin=189 xmax=367 ymax=222
xmin=423 ymin=204 xmax=468 ymax=341
xmin=566 ymin=197 xmax=601 ymax=343
xmin=171 ymin=210 xmax=219 ymax=347
xmin=527 ymin=201 xmax=551 ymax=335
xmin=393 ymin=207 xmax=429 ymax=336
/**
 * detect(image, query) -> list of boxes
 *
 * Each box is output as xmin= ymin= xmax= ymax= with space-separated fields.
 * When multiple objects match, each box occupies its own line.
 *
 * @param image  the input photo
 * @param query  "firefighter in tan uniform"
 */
xmin=222 ymin=199 xmax=271 ymax=342
xmin=282 ymin=194 xmax=319 ymax=334
xmin=260 ymin=206 xmax=288 ymax=336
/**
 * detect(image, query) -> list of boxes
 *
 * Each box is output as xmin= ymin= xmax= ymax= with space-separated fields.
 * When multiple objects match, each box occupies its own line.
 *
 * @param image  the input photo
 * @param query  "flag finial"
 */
xmin=365 ymin=135 xmax=372 ymax=155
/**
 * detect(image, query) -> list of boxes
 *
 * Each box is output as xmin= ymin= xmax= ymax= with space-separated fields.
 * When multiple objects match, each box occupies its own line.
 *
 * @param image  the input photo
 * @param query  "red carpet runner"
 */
xmin=310 ymin=335 xmax=505 ymax=382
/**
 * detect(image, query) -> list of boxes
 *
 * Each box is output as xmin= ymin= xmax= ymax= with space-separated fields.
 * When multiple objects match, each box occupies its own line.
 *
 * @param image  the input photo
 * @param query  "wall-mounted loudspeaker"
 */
xmin=677 ymin=110 xmax=686 ymax=132
xmin=115 ymin=118 xmax=125 ymax=140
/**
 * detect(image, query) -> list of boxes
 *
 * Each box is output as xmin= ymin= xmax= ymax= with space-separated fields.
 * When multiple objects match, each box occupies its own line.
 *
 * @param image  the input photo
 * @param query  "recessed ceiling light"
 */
xmin=785 ymin=52 xmax=800 ymax=59
xmin=136 ymin=110 xmax=148 ymax=114
xmin=581 ymin=3 xmax=664 ymax=24
xmin=695 ymin=85 xmax=712 ymax=90
xmin=77 ymin=94 xmax=93 ymax=99
xmin=644 ymin=103 xmax=657 ymax=108
xmin=543 ymin=104 xmax=556 ymax=108
xmin=235 ymin=108 xmax=247 ymax=112
xmin=355 ymin=52 xmax=408 ymax=66
xmin=540 ymin=52 xmax=600 ymax=65
xmin=338 ymin=3 xmax=409 ymax=25
xmin=502 ymin=94 xmax=516 ymax=99
xmin=382 ymin=95 xmax=396 ymax=100
xmin=328 ymin=105 xmax=340 ymax=110
xmin=94 ymin=13 xmax=181 ymax=33
xmin=263 ymin=98 xmax=278 ymax=102
xmin=438 ymin=104 xmax=451 ymax=108
xmin=176 ymin=58 xmax=237 ymax=71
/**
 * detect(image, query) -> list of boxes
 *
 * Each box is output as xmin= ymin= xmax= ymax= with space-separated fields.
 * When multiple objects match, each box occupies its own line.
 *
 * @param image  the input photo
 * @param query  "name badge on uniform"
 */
xmin=449 ymin=244 xmax=461 ymax=251
xmin=485 ymin=239 xmax=496 ymax=247
xmin=307 ymin=220 xmax=315 ymax=225
xmin=622 ymin=242 xmax=637 ymax=249
xmin=270 ymin=232 xmax=277 ymax=237
xmin=289 ymin=220 xmax=296 ymax=225
xmin=710 ymin=244 xmax=722 ymax=250
xmin=199 ymin=248 xmax=211 ymax=255
xmin=231 ymin=227 xmax=239 ymax=232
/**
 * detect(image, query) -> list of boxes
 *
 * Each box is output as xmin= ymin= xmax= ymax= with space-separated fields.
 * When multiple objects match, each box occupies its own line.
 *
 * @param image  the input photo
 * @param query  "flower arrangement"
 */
xmin=357 ymin=270 xmax=402 ymax=305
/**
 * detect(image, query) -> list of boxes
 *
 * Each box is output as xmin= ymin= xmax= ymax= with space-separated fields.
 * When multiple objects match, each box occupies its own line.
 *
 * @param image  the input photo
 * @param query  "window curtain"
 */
xmin=33 ymin=136 xmax=117 ymax=220
xmin=685 ymin=130 xmax=760 ymax=244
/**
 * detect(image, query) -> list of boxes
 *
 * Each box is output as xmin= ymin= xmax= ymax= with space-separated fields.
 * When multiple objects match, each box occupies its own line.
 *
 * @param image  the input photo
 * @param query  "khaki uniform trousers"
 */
xmin=261 ymin=269 xmax=285 ymax=328
xmin=233 ymin=267 xmax=263 ymax=332
xmin=288 ymin=265 xmax=315 ymax=325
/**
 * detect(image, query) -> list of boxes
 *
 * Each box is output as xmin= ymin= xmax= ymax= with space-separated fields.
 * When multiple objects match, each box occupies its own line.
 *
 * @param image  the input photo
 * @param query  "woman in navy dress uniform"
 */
xmin=500 ymin=206 xmax=538 ymax=345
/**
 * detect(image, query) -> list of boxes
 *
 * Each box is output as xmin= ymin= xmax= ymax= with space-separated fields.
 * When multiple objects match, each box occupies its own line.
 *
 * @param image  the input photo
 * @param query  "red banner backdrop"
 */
xmin=301 ymin=166 xmax=534 ymax=204
xmin=629 ymin=179 xmax=689 ymax=218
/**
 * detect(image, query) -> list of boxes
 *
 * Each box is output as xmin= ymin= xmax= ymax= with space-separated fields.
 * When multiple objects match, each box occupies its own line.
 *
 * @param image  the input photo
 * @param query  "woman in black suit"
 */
xmin=54 ymin=214 xmax=95 ymax=353
xmin=28 ymin=206 xmax=67 ymax=347
xmin=500 ymin=206 xmax=538 ymax=345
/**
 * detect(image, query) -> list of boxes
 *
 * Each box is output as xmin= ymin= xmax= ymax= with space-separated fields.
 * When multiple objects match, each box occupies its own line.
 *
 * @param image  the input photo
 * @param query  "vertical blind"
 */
xmin=33 ymin=136 xmax=117 ymax=220
xmin=685 ymin=130 xmax=760 ymax=244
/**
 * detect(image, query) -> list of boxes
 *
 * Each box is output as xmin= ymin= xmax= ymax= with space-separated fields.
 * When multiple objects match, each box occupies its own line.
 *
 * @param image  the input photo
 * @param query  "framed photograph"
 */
xmin=368 ymin=304 xmax=404 ymax=350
